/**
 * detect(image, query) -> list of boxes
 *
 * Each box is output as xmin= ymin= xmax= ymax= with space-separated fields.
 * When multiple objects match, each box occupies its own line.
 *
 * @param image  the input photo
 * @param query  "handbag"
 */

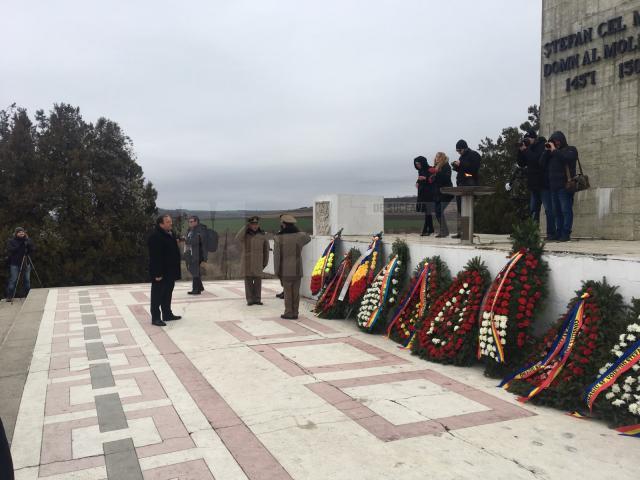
xmin=565 ymin=156 xmax=590 ymax=192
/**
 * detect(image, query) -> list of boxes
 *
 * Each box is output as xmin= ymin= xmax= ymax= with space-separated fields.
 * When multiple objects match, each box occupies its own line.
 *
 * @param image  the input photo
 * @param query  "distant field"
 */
xmin=181 ymin=217 xmax=313 ymax=234
xmin=177 ymin=212 xmax=455 ymax=236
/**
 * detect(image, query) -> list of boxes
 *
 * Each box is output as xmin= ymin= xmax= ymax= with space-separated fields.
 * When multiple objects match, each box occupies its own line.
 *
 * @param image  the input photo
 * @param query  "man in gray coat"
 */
xmin=185 ymin=215 xmax=208 ymax=295
xmin=273 ymin=214 xmax=311 ymax=319
xmin=235 ymin=216 xmax=270 ymax=305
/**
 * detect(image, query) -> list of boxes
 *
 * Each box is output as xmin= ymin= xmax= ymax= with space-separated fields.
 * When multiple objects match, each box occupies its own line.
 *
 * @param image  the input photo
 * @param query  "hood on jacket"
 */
xmin=548 ymin=131 xmax=568 ymax=148
xmin=414 ymin=156 xmax=428 ymax=170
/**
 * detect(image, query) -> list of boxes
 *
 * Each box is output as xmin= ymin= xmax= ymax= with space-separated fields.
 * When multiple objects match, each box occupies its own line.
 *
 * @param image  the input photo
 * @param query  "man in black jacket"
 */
xmin=185 ymin=215 xmax=208 ymax=295
xmin=148 ymin=215 xmax=182 ymax=326
xmin=540 ymin=131 xmax=578 ymax=242
xmin=4 ymin=227 xmax=35 ymax=302
xmin=451 ymin=140 xmax=481 ymax=238
xmin=516 ymin=130 xmax=556 ymax=236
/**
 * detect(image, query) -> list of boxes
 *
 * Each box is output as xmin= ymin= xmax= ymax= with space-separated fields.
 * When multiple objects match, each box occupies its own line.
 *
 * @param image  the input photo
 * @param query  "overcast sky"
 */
xmin=3 ymin=1 xmax=542 ymax=211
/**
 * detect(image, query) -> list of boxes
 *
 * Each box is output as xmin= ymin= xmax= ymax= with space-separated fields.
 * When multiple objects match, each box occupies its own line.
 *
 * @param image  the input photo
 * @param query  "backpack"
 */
xmin=206 ymin=227 xmax=218 ymax=252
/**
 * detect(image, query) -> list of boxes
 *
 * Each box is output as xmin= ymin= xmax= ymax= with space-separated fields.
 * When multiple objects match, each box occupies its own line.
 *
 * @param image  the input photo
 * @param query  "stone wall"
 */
xmin=541 ymin=0 xmax=640 ymax=240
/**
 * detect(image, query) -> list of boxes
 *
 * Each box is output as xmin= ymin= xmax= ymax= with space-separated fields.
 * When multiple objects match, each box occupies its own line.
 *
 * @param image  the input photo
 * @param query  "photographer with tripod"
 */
xmin=4 ymin=227 xmax=35 ymax=302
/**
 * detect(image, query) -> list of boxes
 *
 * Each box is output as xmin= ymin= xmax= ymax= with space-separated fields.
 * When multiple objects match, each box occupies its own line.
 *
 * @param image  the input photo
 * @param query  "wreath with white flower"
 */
xmin=479 ymin=220 xmax=549 ymax=378
xmin=412 ymin=257 xmax=490 ymax=366
xmin=356 ymin=239 xmax=409 ymax=333
xmin=587 ymin=300 xmax=640 ymax=428
xmin=387 ymin=256 xmax=451 ymax=348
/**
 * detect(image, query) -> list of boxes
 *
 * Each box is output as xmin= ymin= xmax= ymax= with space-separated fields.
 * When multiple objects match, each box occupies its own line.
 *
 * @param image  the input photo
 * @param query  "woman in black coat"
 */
xmin=414 ymin=156 xmax=435 ymax=236
xmin=432 ymin=152 xmax=454 ymax=238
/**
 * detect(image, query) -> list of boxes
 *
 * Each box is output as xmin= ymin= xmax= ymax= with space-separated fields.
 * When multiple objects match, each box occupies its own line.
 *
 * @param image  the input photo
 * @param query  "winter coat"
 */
xmin=274 ymin=228 xmax=311 ymax=280
xmin=540 ymin=131 xmax=578 ymax=191
xmin=516 ymin=137 xmax=547 ymax=191
xmin=235 ymin=226 xmax=270 ymax=278
xmin=148 ymin=226 xmax=182 ymax=281
xmin=433 ymin=163 xmax=454 ymax=202
xmin=414 ymin=157 xmax=435 ymax=212
xmin=452 ymin=149 xmax=481 ymax=186
xmin=185 ymin=224 xmax=208 ymax=277
xmin=6 ymin=236 xmax=35 ymax=266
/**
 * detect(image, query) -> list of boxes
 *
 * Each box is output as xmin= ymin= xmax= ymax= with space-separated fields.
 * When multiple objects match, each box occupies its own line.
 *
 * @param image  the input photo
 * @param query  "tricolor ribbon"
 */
xmin=478 ymin=251 xmax=524 ymax=362
xmin=616 ymin=424 xmax=640 ymax=437
xmin=583 ymin=338 xmax=640 ymax=412
xmin=362 ymin=256 xmax=398 ymax=331
xmin=338 ymin=237 xmax=379 ymax=302
xmin=499 ymin=293 xmax=590 ymax=402
xmin=386 ymin=263 xmax=430 ymax=343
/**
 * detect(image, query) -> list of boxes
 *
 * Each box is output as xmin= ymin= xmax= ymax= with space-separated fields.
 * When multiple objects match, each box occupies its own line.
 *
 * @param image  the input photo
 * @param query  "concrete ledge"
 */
xmin=0 ymin=288 xmax=49 ymax=443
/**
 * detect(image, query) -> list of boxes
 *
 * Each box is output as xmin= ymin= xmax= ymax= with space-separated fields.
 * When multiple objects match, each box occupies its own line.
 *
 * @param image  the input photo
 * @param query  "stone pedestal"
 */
xmin=313 ymin=194 xmax=384 ymax=236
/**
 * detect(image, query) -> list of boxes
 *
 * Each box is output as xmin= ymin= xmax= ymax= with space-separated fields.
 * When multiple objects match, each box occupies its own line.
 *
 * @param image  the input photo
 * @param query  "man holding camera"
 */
xmin=148 ymin=214 xmax=182 ymax=326
xmin=540 ymin=131 xmax=578 ymax=242
xmin=515 ymin=130 xmax=556 ymax=237
xmin=4 ymin=227 xmax=35 ymax=302
xmin=451 ymin=139 xmax=481 ymax=239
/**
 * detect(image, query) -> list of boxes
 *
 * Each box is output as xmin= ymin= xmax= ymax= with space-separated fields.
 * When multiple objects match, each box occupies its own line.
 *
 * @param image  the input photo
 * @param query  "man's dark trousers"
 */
xmin=0 ymin=417 xmax=14 ymax=480
xmin=150 ymin=277 xmax=176 ymax=321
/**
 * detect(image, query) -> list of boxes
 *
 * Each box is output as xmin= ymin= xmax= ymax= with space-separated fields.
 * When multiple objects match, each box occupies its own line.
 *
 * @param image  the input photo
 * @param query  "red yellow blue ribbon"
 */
xmin=616 ymin=424 xmax=640 ymax=437
xmin=583 ymin=339 xmax=640 ymax=412
xmin=362 ymin=256 xmax=398 ymax=331
xmin=499 ymin=294 xmax=590 ymax=402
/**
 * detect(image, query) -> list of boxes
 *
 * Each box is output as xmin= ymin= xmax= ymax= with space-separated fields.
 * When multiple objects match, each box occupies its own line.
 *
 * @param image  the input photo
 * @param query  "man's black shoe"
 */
xmin=254 ymin=301 xmax=264 ymax=305
xmin=247 ymin=302 xmax=254 ymax=306
xmin=280 ymin=314 xmax=298 ymax=320
xmin=558 ymin=236 xmax=570 ymax=242
xmin=276 ymin=292 xmax=284 ymax=299
xmin=187 ymin=291 xmax=201 ymax=295
xmin=152 ymin=319 xmax=166 ymax=326
xmin=165 ymin=315 xmax=181 ymax=321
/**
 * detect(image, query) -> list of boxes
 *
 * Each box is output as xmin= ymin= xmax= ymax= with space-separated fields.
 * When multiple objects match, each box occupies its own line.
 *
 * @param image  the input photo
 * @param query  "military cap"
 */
xmin=247 ymin=216 xmax=260 ymax=224
xmin=280 ymin=214 xmax=297 ymax=224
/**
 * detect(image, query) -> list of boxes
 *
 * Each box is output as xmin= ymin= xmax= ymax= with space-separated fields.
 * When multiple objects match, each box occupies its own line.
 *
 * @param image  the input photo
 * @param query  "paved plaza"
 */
xmin=4 ymin=279 xmax=639 ymax=479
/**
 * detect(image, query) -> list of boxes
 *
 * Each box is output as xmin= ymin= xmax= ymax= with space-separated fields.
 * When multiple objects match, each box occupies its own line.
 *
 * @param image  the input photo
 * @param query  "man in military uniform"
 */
xmin=235 ymin=216 xmax=269 ymax=305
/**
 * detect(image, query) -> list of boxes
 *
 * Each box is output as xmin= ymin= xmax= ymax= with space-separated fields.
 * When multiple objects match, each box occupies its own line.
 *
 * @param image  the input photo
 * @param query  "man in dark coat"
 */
xmin=451 ymin=139 xmax=481 ymax=238
xmin=516 ymin=130 xmax=547 ymax=221
xmin=148 ymin=214 xmax=182 ymax=326
xmin=274 ymin=214 xmax=311 ymax=319
xmin=235 ymin=216 xmax=270 ymax=305
xmin=414 ymin=156 xmax=435 ymax=236
xmin=185 ymin=215 xmax=208 ymax=295
xmin=540 ymin=131 xmax=578 ymax=242
xmin=4 ymin=227 xmax=35 ymax=301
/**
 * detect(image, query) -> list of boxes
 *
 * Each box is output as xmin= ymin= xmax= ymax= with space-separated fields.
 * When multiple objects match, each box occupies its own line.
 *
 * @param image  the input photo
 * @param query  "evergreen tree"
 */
xmin=0 ymin=103 xmax=157 ymax=291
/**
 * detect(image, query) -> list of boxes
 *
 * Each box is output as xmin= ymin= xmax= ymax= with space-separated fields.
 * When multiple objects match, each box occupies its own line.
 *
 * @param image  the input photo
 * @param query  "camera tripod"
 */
xmin=8 ymin=254 xmax=42 ymax=302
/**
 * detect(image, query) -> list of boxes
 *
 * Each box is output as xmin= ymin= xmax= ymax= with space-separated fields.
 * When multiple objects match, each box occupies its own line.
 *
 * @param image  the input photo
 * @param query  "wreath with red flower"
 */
xmin=479 ymin=220 xmax=549 ymax=378
xmin=412 ymin=257 xmax=490 ymax=366
xmin=503 ymin=278 xmax=626 ymax=412
xmin=387 ymin=256 xmax=451 ymax=348
xmin=314 ymin=248 xmax=361 ymax=319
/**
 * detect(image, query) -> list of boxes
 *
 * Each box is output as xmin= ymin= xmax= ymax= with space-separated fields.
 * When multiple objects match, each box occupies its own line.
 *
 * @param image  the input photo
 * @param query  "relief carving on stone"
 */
xmin=314 ymin=201 xmax=331 ymax=235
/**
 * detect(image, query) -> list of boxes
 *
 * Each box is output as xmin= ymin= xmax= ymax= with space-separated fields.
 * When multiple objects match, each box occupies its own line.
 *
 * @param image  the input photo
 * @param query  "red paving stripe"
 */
xmin=306 ymin=369 xmax=535 ymax=442
xmin=248 ymin=337 xmax=409 ymax=377
xmin=128 ymin=304 xmax=294 ymax=480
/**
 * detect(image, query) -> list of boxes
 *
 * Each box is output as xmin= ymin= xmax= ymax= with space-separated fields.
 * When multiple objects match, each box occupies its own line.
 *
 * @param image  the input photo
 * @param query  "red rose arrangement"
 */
xmin=479 ymin=220 xmax=549 ymax=378
xmin=412 ymin=257 xmax=490 ymax=366
xmin=387 ymin=256 xmax=451 ymax=348
xmin=503 ymin=279 xmax=626 ymax=412
xmin=314 ymin=248 xmax=360 ymax=319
